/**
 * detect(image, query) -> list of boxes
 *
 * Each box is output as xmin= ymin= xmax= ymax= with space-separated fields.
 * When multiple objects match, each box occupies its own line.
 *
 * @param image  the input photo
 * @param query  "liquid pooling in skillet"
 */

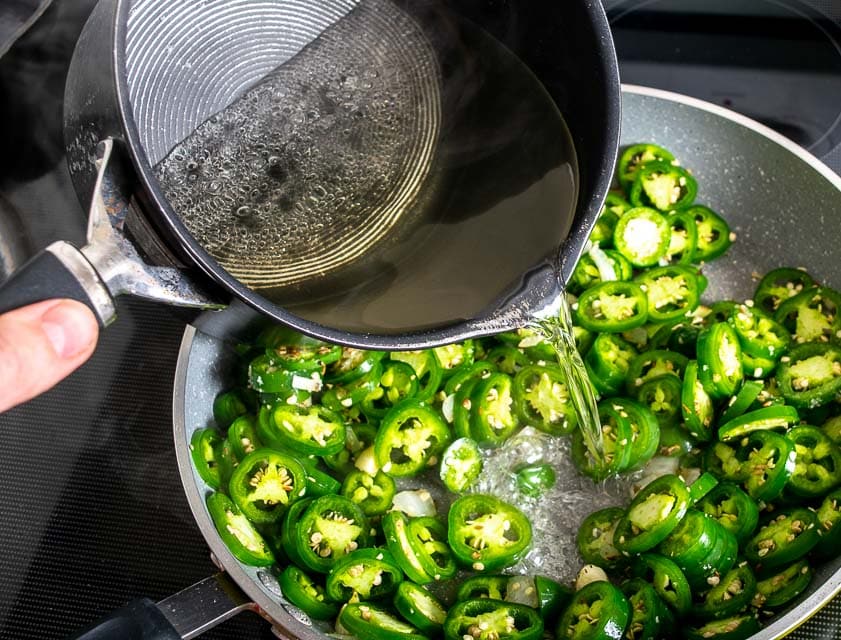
xmin=153 ymin=0 xmax=578 ymax=334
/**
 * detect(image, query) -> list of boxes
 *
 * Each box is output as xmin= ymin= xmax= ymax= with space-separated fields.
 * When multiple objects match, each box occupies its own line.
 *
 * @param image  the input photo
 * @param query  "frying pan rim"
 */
xmin=112 ymin=0 xmax=621 ymax=350
xmin=174 ymin=85 xmax=841 ymax=639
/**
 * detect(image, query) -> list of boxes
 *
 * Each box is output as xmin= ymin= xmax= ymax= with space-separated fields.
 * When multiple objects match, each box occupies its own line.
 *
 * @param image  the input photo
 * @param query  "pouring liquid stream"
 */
xmin=526 ymin=288 xmax=606 ymax=472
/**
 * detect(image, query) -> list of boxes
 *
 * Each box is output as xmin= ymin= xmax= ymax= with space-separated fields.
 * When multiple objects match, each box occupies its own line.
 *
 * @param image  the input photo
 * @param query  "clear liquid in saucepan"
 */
xmin=153 ymin=0 xmax=578 ymax=334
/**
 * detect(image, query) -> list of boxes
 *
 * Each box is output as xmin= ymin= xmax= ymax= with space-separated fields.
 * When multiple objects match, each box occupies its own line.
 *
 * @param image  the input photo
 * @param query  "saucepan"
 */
xmin=0 ymin=0 xmax=620 ymax=351
xmin=127 ymin=87 xmax=841 ymax=640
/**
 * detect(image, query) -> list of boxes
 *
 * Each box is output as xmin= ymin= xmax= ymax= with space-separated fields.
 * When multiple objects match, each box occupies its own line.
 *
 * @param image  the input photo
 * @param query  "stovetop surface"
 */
xmin=1 ymin=1 xmax=840 ymax=638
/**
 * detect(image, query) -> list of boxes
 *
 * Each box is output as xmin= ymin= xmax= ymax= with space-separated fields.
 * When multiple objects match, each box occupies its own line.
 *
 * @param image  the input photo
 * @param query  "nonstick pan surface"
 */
xmin=173 ymin=86 xmax=841 ymax=639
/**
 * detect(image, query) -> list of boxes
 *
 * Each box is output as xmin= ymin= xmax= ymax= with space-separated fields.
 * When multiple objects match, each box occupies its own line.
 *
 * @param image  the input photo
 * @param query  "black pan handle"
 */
xmin=69 ymin=599 xmax=181 ymax=640
xmin=0 ymin=241 xmax=115 ymax=325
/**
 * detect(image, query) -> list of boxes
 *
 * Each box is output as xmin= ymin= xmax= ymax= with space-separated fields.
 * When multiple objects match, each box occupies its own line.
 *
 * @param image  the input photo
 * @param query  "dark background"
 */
xmin=0 ymin=0 xmax=839 ymax=638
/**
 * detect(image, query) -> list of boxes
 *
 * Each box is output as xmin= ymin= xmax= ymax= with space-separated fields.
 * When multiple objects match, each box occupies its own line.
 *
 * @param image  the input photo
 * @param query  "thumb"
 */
xmin=0 ymin=299 xmax=99 ymax=413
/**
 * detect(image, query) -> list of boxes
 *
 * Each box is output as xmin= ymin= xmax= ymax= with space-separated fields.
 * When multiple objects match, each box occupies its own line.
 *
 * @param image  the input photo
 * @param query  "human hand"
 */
xmin=0 ymin=299 xmax=98 ymax=413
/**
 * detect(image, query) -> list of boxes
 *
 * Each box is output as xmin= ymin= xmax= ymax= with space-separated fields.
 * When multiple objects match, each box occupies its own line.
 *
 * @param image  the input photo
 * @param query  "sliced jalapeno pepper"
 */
xmin=751 ymin=559 xmax=812 ymax=610
xmin=632 ymin=554 xmax=692 ymax=616
xmin=534 ymin=576 xmax=572 ymax=626
xmin=684 ymin=614 xmax=759 ymax=640
xmin=626 ymin=349 xmax=688 ymax=394
xmin=571 ymin=402 xmax=633 ymax=480
xmin=326 ymin=547 xmax=403 ymax=602
xmin=445 ymin=360 xmax=496 ymax=397
xmin=693 ymin=563 xmax=757 ymax=620
xmin=635 ymin=265 xmax=700 ymax=323
xmin=786 ymin=424 xmax=841 ymax=497
xmin=590 ymin=210 xmax=619 ymax=248
xmin=556 ymin=580 xmax=630 ymax=640
xmin=216 ymin=437 xmax=239 ymax=492
xmin=584 ymin=333 xmax=637 ymax=396
xmin=325 ymin=348 xmax=385 ymax=384
xmin=681 ymin=360 xmax=715 ymax=442
xmin=688 ymin=472 xmax=719 ymax=503
xmin=248 ymin=354 xmax=299 ymax=394
xmin=484 ymin=347 xmax=530 ymax=377
xmin=776 ymin=341 xmax=841 ymax=408
xmin=440 ymin=437 xmax=483 ymax=494
xmin=629 ymin=161 xmax=697 ymax=211
xmin=657 ymin=509 xmax=738 ymax=592
xmin=727 ymin=303 xmax=790 ymax=361
xmin=619 ymin=578 xmax=666 ymax=640
xmin=433 ymin=341 xmax=475 ymax=379
xmin=512 ymin=365 xmax=576 ymax=436
xmin=471 ymin=372 xmax=521 ymax=445
xmin=389 ymin=350 xmax=443 ymax=404
xmin=304 ymin=463 xmax=343 ymax=498
xmin=577 ymin=506 xmax=625 ymax=569
xmin=448 ymin=494 xmax=532 ymax=572
xmin=445 ymin=599 xmax=543 ymax=640
xmin=697 ymin=323 xmax=743 ymax=400
xmin=698 ymin=483 xmax=760 ymax=545
xmin=393 ymin=581 xmax=447 ymax=634
xmin=717 ymin=405 xmax=799 ymax=441
xmin=664 ymin=209 xmax=699 ymax=265
xmin=383 ymin=511 xmax=432 ymax=584
xmin=704 ymin=441 xmax=747 ymax=483
xmin=362 ymin=361 xmax=419 ymax=421
xmin=611 ymin=397 xmax=660 ymax=471
xmin=375 ymin=400 xmax=451 ymax=477
xmin=614 ymin=474 xmax=691 ymax=555
xmin=190 ymin=428 xmax=223 ymax=489
xmin=227 ymin=415 xmax=262 ymax=460
xmin=813 ymin=488 xmax=841 ymax=558
xmin=456 ymin=575 xmax=509 ymax=601
xmin=636 ymin=374 xmax=682 ymax=429
xmin=341 ymin=470 xmax=396 ymax=516
xmin=323 ymin=362 xmax=383 ymax=412
xmin=774 ymin=286 xmax=841 ymax=344
xmin=206 ymin=492 xmax=274 ymax=566
xmin=684 ymin=205 xmax=732 ymax=262
xmin=279 ymin=565 xmax=339 ymax=621
xmin=324 ymin=422 xmax=377 ymax=477
xmin=613 ymin=207 xmax=671 ymax=267
xmin=228 ymin=448 xmax=308 ymax=524
xmin=570 ymin=250 xmax=632 ymax=295
xmin=735 ymin=430 xmax=796 ymax=503
xmin=295 ymin=495 xmax=370 ymax=573
xmin=744 ymin=507 xmax=820 ymax=570
xmin=339 ymin=602 xmax=426 ymax=640
xmin=718 ymin=380 xmax=763 ymax=426
xmin=575 ymin=281 xmax=649 ymax=333
xmin=754 ymin=267 xmax=815 ymax=315
xmin=617 ymin=143 xmax=676 ymax=190
xmin=259 ymin=404 xmax=346 ymax=456
xmin=257 ymin=325 xmax=342 ymax=369
xmin=213 ymin=390 xmax=248 ymax=429
xmin=514 ymin=463 xmax=556 ymax=498
xmin=409 ymin=517 xmax=458 ymax=582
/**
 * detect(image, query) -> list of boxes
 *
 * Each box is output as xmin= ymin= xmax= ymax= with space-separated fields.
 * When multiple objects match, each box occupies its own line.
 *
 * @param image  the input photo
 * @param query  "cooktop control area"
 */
xmin=0 ymin=1 xmax=840 ymax=638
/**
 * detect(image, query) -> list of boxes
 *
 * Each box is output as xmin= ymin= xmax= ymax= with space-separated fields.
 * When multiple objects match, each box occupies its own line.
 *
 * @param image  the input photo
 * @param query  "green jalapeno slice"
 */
xmin=556 ymin=580 xmax=630 ymax=640
xmin=693 ymin=563 xmax=757 ymax=620
xmin=744 ymin=507 xmax=820 ymax=570
xmin=362 ymin=361 xmax=420 ymax=421
xmin=448 ymin=494 xmax=532 ymax=572
xmin=717 ymin=405 xmax=799 ymax=442
xmin=456 ymin=575 xmax=509 ymax=602
xmin=786 ymin=424 xmax=841 ymax=497
xmin=584 ymin=333 xmax=637 ymax=396
xmin=512 ymin=365 xmax=577 ymax=436
xmin=295 ymin=495 xmax=370 ymax=573
xmin=684 ymin=205 xmax=732 ymax=262
xmin=341 ymin=470 xmax=396 ymax=516
xmin=614 ymin=474 xmax=690 ymax=555
xmin=326 ymin=548 xmax=403 ymax=602
xmin=629 ymin=161 xmax=697 ymax=212
xmin=470 ymin=372 xmax=521 ymax=445
xmin=213 ymin=390 xmax=248 ymax=429
xmin=620 ymin=578 xmax=666 ymax=640
xmin=389 ymin=350 xmax=444 ymax=403
xmin=534 ymin=576 xmax=572 ymax=626
xmin=571 ymin=402 xmax=633 ymax=480
xmin=735 ymin=430 xmax=796 ymax=503
xmin=375 ymin=400 xmax=451 ymax=477
xmin=445 ymin=599 xmax=543 ymax=640
xmin=698 ymin=483 xmax=760 ymax=545
xmin=754 ymin=267 xmax=815 ymax=316
xmin=635 ymin=265 xmax=700 ymax=323
xmin=190 ymin=428 xmax=223 ymax=489
xmin=697 ymin=323 xmax=744 ymax=400
xmin=727 ymin=303 xmax=790 ymax=360
xmin=339 ymin=602 xmax=426 ymax=640
xmin=681 ymin=360 xmax=715 ymax=441
xmin=260 ymin=404 xmax=346 ymax=456
xmin=440 ymin=437 xmax=483 ymax=494
xmin=433 ymin=341 xmax=475 ymax=379
xmin=776 ymin=341 xmax=841 ymax=408
xmin=393 ymin=582 xmax=448 ymax=634
xmin=774 ymin=286 xmax=841 ymax=344
xmin=632 ymin=554 xmax=692 ymax=616
xmin=751 ymin=559 xmax=812 ymax=610
xmin=575 ymin=281 xmax=649 ymax=333
xmin=636 ymin=374 xmax=682 ymax=429
xmin=813 ymin=488 xmax=841 ymax=558
xmin=613 ymin=207 xmax=671 ymax=267
xmin=279 ymin=565 xmax=339 ymax=621
xmin=576 ymin=507 xmax=625 ymax=570
xmin=684 ymin=614 xmax=759 ymax=640
xmin=228 ymin=448 xmax=308 ymax=523
xmin=206 ymin=492 xmax=274 ymax=566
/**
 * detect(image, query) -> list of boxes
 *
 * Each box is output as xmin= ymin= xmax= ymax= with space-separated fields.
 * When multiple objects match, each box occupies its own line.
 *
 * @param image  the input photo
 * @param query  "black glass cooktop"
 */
xmin=0 ymin=1 xmax=840 ymax=638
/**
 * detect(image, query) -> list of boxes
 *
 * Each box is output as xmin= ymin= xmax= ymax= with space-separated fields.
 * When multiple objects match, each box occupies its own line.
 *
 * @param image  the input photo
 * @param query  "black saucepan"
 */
xmin=0 ymin=0 xmax=620 ymax=351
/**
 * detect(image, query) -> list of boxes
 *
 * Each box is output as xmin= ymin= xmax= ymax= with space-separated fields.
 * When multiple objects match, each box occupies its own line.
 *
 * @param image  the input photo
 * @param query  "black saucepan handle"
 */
xmin=69 ymin=598 xmax=181 ymax=640
xmin=0 ymin=241 xmax=115 ymax=326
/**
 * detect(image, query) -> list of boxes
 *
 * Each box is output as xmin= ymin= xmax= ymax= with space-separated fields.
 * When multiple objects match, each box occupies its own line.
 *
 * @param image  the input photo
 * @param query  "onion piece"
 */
xmin=391 ymin=489 xmax=436 ymax=517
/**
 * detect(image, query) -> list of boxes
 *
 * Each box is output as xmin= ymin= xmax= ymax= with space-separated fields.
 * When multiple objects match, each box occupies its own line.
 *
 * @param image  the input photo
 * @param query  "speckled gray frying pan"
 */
xmin=166 ymin=87 xmax=841 ymax=639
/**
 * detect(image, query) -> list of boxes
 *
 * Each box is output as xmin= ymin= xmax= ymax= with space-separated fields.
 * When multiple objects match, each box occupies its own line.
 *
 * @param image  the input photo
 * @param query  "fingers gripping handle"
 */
xmin=0 ymin=241 xmax=115 ymax=325
xmin=69 ymin=598 xmax=182 ymax=640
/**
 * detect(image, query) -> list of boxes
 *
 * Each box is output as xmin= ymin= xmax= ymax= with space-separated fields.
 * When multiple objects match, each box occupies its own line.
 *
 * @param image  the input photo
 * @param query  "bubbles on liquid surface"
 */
xmin=154 ymin=0 xmax=441 ymax=288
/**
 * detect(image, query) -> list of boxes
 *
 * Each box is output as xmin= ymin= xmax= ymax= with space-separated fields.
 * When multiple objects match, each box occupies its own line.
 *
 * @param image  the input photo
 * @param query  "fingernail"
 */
xmin=41 ymin=301 xmax=98 ymax=358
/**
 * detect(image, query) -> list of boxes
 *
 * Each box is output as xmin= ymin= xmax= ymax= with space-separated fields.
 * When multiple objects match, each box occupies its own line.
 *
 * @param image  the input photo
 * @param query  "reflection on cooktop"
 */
xmin=607 ymin=0 xmax=841 ymax=168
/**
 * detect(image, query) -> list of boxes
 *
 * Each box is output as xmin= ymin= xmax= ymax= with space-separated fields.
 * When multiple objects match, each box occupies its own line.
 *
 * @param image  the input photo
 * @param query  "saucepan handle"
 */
xmin=0 ymin=241 xmax=115 ymax=325
xmin=67 ymin=574 xmax=257 ymax=640
xmin=69 ymin=599 xmax=181 ymax=640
